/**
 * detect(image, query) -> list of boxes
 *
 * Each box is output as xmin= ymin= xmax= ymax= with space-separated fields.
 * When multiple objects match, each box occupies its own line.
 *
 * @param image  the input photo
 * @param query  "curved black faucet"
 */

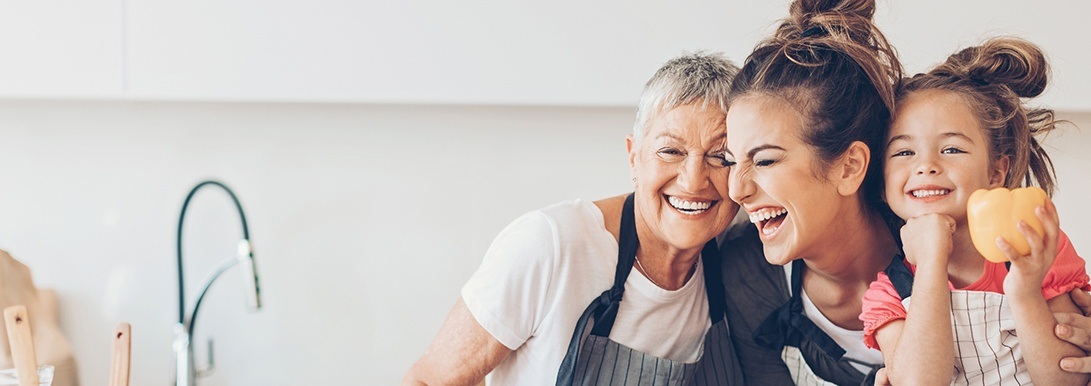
xmin=173 ymin=180 xmax=262 ymax=386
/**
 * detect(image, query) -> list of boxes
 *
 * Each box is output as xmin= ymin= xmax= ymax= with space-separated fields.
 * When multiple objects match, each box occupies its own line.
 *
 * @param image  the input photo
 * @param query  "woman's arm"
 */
xmin=875 ymin=213 xmax=956 ymax=386
xmin=403 ymin=299 xmax=512 ymax=386
xmin=1008 ymin=290 xmax=1090 ymax=385
xmin=1055 ymin=289 xmax=1091 ymax=375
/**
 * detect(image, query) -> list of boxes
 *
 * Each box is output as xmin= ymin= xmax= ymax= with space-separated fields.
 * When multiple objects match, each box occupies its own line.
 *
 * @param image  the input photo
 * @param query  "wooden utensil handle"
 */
xmin=109 ymin=323 xmax=131 ymax=386
xmin=3 ymin=305 xmax=38 ymax=386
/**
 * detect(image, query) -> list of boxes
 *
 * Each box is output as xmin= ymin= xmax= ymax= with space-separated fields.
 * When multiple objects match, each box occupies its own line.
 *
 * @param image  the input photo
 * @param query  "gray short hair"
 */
xmin=633 ymin=52 xmax=740 ymax=140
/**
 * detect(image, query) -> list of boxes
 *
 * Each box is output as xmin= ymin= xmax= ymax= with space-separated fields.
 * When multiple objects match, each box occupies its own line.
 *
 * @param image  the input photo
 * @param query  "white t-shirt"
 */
xmin=783 ymin=264 xmax=884 ymax=375
xmin=461 ymin=199 xmax=712 ymax=386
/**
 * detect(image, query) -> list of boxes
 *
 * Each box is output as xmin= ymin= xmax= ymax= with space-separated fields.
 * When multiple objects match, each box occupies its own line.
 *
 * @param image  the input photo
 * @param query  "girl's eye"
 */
xmin=657 ymin=148 xmax=686 ymax=162
xmin=891 ymin=149 xmax=913 ymax=157
xmin=755 ymin=159 xmax=775 ymax=167
xmin=941 ymin=147 xmax=965 ymax=154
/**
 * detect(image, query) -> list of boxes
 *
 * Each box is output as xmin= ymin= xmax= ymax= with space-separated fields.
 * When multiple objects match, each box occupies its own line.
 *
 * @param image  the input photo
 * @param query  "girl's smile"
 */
xmin=884 ymin=90 xmax=1007 ymax=223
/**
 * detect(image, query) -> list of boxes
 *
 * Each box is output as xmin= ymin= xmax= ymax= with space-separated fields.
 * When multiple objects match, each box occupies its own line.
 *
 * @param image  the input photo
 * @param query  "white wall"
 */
xmin=0 ymin=101 xmax=1088 ymax=385
xmin=0 ymin=101 xmax=635 ymax=385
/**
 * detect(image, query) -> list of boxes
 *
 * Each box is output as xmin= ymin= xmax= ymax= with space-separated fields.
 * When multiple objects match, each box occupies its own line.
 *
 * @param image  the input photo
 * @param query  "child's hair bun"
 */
xmin=951 ymin=38 xmax=1049 ymax=98
xmin=901 ymin=37 xmax=1060 ymax=196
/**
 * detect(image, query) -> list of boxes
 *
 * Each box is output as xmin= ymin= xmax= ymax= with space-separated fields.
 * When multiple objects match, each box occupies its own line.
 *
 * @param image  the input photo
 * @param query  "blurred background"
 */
xmin=0 ymin=0 xmax=1088 ymax=384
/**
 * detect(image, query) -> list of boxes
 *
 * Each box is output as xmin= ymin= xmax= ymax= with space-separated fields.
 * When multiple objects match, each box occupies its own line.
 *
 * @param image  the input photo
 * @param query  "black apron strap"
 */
xmin=588 ymin=193 xmax=639 ymax=337
xmin=556 ymin=194 xmax=637 ymax=386
xmin=701 ymin=239 xmax=726 ymax=323
xmin=754 ymin=259 xmax=846 ymax=358
xmin=885 ymin=254 xmax=914 ymax=300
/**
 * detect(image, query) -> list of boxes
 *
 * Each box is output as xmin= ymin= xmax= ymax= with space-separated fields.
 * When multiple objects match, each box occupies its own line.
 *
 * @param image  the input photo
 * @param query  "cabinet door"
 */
xmin=125 ymin=0 xmax=770 ymax=105
xmin=0 ymin=0 xmax=125 ymax=98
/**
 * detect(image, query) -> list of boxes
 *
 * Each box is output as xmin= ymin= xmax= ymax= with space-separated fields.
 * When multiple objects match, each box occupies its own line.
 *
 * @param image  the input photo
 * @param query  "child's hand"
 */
xmin=1001 ymin=198 xmax=1060 ymax=297
xmin=900 ymin=213 xmax=955 ymax=269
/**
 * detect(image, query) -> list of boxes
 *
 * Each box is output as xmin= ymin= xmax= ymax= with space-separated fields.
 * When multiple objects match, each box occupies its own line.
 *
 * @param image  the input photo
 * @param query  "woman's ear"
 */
xmin=833 ymin=141 xmax=871 ymax=196
xmin=626 ymin=134 xmax=638 ymax=184
xmin=989 ymin=156 xmax=1011 ymax=188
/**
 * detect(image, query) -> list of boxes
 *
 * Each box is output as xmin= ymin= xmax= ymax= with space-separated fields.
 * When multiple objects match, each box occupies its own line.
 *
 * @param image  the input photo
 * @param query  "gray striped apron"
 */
xmin=885 ymin=255 xmax=1030 ymax=385
xmin=555 ymin=194 xmax=743 ymax=386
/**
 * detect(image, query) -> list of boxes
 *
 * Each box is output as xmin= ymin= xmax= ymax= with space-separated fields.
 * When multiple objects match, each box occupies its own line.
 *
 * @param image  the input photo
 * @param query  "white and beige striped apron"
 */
xmin=886 ymin=255 xmax=1030 ymax=385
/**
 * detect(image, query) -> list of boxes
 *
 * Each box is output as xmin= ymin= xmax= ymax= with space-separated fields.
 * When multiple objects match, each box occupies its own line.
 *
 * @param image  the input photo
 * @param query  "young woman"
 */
xmin=718 ymin=0 xmax=904 ymax=384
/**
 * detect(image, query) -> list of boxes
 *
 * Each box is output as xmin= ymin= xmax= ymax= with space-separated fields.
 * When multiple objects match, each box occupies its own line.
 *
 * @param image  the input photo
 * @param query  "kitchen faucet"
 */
xmin=172 ymin=181 xmax=262 ymax=386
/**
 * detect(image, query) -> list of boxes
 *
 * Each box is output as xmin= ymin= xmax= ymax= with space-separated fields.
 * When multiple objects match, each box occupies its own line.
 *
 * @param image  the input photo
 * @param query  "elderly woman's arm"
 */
xmin=1055 ymin=289 xmax=1091 ymax=376
xmin=403 ymin=298 xmax=511 ymax=386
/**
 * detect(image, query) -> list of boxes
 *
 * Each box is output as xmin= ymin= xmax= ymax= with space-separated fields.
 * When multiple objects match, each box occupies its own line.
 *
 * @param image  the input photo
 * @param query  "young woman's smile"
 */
xmin=725 ymin=96 xmax=844 ymax=265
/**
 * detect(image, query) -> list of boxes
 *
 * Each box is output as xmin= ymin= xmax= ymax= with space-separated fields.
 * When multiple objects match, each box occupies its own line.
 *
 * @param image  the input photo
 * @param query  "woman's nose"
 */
xmin=678 ymin=155 xmax=710 ymax=192
xmin=728 ymin=167 xmax=752 ymax=204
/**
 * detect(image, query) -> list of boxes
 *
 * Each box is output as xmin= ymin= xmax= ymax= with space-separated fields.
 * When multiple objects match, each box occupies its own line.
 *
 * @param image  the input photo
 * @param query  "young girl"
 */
xmin=860 ymin=37 xmax=1090 ymax=385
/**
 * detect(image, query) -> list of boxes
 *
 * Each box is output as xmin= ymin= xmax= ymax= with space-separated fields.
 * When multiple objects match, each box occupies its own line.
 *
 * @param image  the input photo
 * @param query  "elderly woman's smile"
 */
xmin=406 ymin=53 xmax=745 ymax=386
xmin=630 ymin=102 xmax=736 ymax=252
xmin=665 ymin=195 xmax=715 ymax=214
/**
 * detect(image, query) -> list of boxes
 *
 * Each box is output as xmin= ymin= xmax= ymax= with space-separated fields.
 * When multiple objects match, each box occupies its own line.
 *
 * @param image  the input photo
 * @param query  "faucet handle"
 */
xmin=196 ymin=338 xmax=216 ymax=379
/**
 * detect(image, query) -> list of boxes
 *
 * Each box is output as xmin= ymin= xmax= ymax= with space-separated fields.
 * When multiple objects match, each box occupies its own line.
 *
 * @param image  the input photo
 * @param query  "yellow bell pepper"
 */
xmin=967 ymin=186 xmax=1047 ymax=263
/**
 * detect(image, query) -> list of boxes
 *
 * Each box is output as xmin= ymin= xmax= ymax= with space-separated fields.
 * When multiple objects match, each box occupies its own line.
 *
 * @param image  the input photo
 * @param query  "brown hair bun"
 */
xmin=899 ymin=37 xmax=1060 ymax=195
xmin=729 ymin=0 xmax=903 ymax=223
xmin=941 ymin=38 xmax=1049 ymax=98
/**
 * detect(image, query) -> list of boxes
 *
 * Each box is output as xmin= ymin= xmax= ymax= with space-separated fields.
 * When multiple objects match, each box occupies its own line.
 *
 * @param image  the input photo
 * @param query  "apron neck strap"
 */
xmin=613 ymin=193 xmax=640 ymax=288
xmin=701 ymin=238 xmax=725 ymax=322
xmin=791 ymin=259 xmax=806 ymax=301
xmin=588 ymin=193 xmax=638 ymax=336
xmin=754 ymin=259 xmax=847 ymax=358
xmin=884 ymin=254 xmax=914 ymax=300
xmin=590 ymin=194 xmax=728 ymax=334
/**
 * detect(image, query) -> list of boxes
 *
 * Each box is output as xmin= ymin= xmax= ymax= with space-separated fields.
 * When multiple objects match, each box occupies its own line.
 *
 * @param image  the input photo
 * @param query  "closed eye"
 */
xmin=705 ymin=151 xmax=730 ymax=168
xmin=657 ymin=148 xmax=686 ymax=162
xmin=755 ymin=159 xmax=775 ymax=167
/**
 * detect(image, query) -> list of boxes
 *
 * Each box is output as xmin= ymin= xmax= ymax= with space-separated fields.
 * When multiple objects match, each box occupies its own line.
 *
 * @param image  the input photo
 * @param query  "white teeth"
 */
xmin=748 ymin=208 xmax=787 ymax=224
xmin=667 ymin=196 xmax=712 ymax=213
xmin=911 ymin=189 xmax=951 ymax=198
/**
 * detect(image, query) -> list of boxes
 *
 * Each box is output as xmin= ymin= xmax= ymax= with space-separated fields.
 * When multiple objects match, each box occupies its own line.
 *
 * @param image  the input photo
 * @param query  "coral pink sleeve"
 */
xmin=861 ymin=271 xmax=909 ymax=350
xmin=1041 ymin=230 xmax=1090 ymax=300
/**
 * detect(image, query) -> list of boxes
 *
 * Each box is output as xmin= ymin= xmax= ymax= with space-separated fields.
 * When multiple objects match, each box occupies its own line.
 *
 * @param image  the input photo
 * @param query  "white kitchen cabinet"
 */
xmin=0 ymin=0 xmax=125 ymax=98
xmin=2 ymin=1 xmax=1090 ymax=110
xmin=123 ymin=0 xmax=771 ymax=105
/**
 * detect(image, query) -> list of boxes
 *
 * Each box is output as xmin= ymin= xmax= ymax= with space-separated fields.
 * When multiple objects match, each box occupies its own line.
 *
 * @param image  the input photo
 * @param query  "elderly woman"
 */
xmin=402 ymin=53 xmax=744 ymax=386
xmin=717 ymin=0 xmax=904 ymax=384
